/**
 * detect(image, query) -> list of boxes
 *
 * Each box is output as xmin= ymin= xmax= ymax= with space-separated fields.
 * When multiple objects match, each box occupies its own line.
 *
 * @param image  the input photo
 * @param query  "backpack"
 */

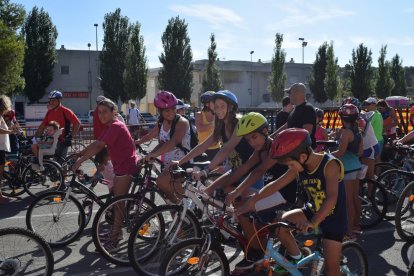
xmin=158 ymin=114 xmax=198 ymax=154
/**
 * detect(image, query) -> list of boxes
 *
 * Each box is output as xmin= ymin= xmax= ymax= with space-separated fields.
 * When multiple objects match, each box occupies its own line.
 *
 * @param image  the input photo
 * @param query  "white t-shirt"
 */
xmin=128 ymin=108 xmax=141 ymax=125
xmin=0 ymin=117 xmax=10 ymax=152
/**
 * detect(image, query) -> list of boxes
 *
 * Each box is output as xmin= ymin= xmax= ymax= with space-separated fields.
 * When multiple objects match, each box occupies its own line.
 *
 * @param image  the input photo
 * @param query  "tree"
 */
xmin=0 ymin=0 xmax=25 ymax=96
xmin=390 ymin=54 xmax=407 ymax=96
xmin=375 ymin=45 xmax=393 ymax=99
xmin=100 ymin=8 xmax=130 ymax=102
xmin=202 ymin=33 xmax=222 ymax=93
xmin=268 ymin=33 xmax=286 ymax=102
xmin=123 ymin=21 xmax=148 ymax=102
xmin=309 ymin=42 xmax=328 ymax=103
xmin=23 ymin=6 xmax=57 ymax=103
xmin=158 ymin=16 xmax=193 ymax=101
xmin=324 ymin=41 xmax=340 ymax=101
xmin=349 ymin=43 xmax=373 ymax=101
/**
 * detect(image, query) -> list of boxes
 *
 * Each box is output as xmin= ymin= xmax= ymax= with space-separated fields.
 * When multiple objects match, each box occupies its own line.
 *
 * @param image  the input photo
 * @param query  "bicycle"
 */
xmin=395 ymin=181 xmax=414 ymax=242
xmin=1 ymin=135 xmax=64 ymax=198
xmin=127 ymin=165 xmax=224 ymax=275
xmin=0 ymin=227 xmax=54 ymax=276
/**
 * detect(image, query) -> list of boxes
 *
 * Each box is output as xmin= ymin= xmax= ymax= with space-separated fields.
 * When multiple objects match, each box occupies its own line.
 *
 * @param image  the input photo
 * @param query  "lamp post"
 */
xmin=298 ymin=38 xmax=308 ymax=64
xmin=250 ymin=50 xmax=254 ymax=107
xmin=87 ymin=43 xmax=92 ymax=110
xmin=94 ymin=23 xmax=99 ymax=77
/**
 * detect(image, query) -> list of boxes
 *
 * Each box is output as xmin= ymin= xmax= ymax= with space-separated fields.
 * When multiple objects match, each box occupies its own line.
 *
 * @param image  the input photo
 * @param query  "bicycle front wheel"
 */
xmin=92 ymin=194 xmax=156 ymax=266
xmin=340 ymin=241 xmax=368 ymax=276
xmin=128 ymin=204 xmax=202 ymax=276
xmin=395 ymin=181 xmax=414 ymax=242
xmin=26 ymin=191 xmax=86 ymax=247
xmin=0 ymin=172 xmax=25 ymax=197
xmin=0 ymin=227 xmax=54 ymax=276
xmin=22 ymin=160 xmax=64 ymax=198
xmin=159 ymin=237 xmax=230 ymax=276
xmin=359 ymin=179 xmax=388 ymax=229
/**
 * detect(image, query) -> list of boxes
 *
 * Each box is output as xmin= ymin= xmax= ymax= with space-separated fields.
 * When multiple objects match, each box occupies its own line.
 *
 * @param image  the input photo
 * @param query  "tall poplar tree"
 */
xmin=100 ymin=8 xmax=130 ymax=102
xmin=124 ymin=21 xmax=148 ymax=101
xmin=158 ymin=16 xmax=193 ymax=101
xmin=202 ymin=33 xmax=222 ymax=93
xmin=324 ymin=41 xmax=340 ymax=101
xmin=349 ymin=43 xmax=373 ymax=101
xmin=268 ymin=33 xmax=286 ymax=102
xmin=309 ymin=42 xmax=328 ymax=103
xmin=23 ymin=6 xmax=57 ymax=103
xmin=375 ymin=45 xmax=393 ymax=99
xmin=390 ymin=54 xmax=407 ymax=96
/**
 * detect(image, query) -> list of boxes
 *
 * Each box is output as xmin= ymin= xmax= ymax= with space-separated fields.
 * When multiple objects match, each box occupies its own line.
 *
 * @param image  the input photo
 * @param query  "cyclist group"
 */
xmin=3 ymin=82 xmax=411 ymax=275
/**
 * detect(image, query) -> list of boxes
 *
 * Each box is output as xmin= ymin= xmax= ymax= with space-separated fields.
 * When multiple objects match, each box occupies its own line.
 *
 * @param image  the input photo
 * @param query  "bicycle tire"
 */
xmin=395 ymin=181 xmax=414 ymax=242
xmin=26 ymin=191 xmax=86 ymax=247
xmin=377 ymin=169 xmax=414 ymax=220
xmin=0 ymin=171 xmax=26 ymax=197
xmin=91 ymin=194 xmax=156 ymax=266
xmin=22 ymin=160 xmax=64 ymax=198
xmin=0 ymin=227 xmax=54 ymax=276
xmin=339 ymin=241 xmax=368 ymax=276
xmin=374 ymin=162 xmax=399 ymax=179
xmin=159 ymin=237 xmax=230 ymax=276
xmin=359 ymin=179 xmax=388 ymax=229
xmin=128 ymin=204 xmax=203 ymax=276
xmin=82 ymin=193 xmax=112 ymax=227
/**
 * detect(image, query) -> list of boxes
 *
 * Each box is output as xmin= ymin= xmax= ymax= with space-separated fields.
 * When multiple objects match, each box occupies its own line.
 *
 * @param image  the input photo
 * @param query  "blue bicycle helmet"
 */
xmin=48 ymin=90 xmax=63 ymax=99
xmin=200 ymin=91 xmax=215 ymax=103
xmin=212 ymin=90 xmax=238 ymax=110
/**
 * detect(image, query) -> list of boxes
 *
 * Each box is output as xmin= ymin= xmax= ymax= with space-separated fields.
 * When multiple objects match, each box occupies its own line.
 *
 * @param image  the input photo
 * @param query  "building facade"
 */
xmin=15 ymin=48 xmax=312 ymax=119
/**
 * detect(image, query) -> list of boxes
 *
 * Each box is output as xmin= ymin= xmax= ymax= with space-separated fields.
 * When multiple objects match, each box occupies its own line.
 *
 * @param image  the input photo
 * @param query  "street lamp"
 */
xmin=298 ymin=38 xmax=308 ymax=64
xmin=94 ymin=23 xmax=99 ymax=77
xmin=87 ymin=43 xmax=92 ymax=110
xmin=250 ymin=50 xmax=254 ymax=107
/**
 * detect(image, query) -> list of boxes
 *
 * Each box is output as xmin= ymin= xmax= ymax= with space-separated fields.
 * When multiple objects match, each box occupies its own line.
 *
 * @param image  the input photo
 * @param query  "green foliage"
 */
xmin=324 ymin=42 xmax=340 ymax=101
xmin=202 ymin=33 xmax=222 ymax=93
xmin=0 ymin=0 xmax=25 ymax=96
xmin=309 ymin=42 xmax=328 ymax=103
xmin=23 ymin=6 xmax=57 ymax=103
xmin=158 ymin=16 xmax=193 ymax=101
xmin=349 ymin=43 xmax=373 ymax=101
xmin=123 ymin=21 xmax=148 ymax=101
xmin=268 ymin=33 xmax=286 ymax=102
xmin=375 ymin=45 xmax=393 ymax=99
xmin=100 ymin=8 xmax=130 ymax=102
xmin=390 ymin=54 xmax=406 ymax=96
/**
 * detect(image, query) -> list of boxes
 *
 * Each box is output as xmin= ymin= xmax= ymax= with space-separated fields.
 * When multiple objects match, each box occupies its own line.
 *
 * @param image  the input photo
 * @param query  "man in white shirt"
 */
xmin=127 ymin=101 xmax=141 ymax=139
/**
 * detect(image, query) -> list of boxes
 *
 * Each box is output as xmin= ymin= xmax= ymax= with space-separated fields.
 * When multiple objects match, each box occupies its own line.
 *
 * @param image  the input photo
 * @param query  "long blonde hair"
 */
xmin=0 ymin=95 xmax=12 ymax=114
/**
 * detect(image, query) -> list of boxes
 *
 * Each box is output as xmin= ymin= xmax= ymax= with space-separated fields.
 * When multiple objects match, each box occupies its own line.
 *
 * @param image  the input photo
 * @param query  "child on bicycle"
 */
xmin=237 ymin=128 xmax=347 ymax=276
xmin=220 ymin=112 xmax=297 ymax=273
xmin=31 ymin=121 xmax=60 ymax=171
xmin=94 ymin=147 xmax=114 ymax=195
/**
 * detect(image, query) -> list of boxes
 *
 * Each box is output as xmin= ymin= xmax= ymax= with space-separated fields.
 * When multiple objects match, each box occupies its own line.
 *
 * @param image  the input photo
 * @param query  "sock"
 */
xmin=289 ymin=253 xmax=302 ymax=260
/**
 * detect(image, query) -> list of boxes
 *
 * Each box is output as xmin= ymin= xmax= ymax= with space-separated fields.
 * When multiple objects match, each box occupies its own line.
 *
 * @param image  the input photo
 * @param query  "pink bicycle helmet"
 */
xmin=154 ymin=91 xmax=178 ymax=109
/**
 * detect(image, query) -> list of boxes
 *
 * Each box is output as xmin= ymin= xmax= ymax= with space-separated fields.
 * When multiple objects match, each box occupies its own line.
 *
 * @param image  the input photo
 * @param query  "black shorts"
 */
xmin=302 ymin=207 xmax=345 ymax=243
xmin=0 ymin=150 xmax=5 ymax=165
xmin=256 ymin=203 xmax=293 ymax=224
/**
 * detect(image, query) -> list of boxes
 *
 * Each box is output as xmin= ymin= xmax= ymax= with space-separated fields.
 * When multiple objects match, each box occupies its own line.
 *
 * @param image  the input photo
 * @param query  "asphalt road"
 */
xmin=0 ymin=142 xmax=410 ymax=275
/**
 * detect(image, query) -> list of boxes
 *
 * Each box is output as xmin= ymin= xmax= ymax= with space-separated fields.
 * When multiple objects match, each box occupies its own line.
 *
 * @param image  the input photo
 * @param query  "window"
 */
xmin=61 ymin=65 xmax=69 ymax=75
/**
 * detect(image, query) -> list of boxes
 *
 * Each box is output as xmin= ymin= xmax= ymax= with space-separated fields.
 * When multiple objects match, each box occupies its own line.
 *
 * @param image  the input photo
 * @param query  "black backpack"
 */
xmin=158 ymin=114 xmax=198 ymax=154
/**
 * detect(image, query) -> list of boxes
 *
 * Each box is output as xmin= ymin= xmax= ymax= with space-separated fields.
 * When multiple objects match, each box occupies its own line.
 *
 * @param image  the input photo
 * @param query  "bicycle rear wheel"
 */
xmin=395 ymin=181 xmax=414 ymax=242
xmin=159 ymin=237 xmax=230 ymax=276
xmin=0 ymin=172 xmax=25 ymax=197
xmin=91 ymin=194 xmax=156 ymax=266
xmin=128 ymin=204 xmax=202 ymax=276
xmin=359 ymin=179 xmax=388 ymax=229
xmin=22 ymin=160 xmax=64 ymax=198
xmin=0 ymin=227 xmax=54 ymax=276
xmin=377 ymin=169 xmax=414 ymax=220
xmin=26 ymin=191 xmax=85 ymax=247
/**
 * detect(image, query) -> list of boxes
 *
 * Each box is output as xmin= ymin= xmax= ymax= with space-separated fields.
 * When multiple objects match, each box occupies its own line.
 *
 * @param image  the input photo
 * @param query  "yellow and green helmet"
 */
xmin=236 ymin=112 xmax=268 ymax=137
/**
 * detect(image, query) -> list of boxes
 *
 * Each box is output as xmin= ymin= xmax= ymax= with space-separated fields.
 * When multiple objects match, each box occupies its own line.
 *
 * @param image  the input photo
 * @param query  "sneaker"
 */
xmin=274 ymin=254 xmax=305 ymax=273
xmin=234 ymin=258 xmax=255 ymax=270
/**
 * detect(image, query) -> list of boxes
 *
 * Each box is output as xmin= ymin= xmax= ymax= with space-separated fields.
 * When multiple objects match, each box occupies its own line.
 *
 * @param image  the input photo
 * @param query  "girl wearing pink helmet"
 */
xmin=332 ymin=103 xmax=363 ymax=240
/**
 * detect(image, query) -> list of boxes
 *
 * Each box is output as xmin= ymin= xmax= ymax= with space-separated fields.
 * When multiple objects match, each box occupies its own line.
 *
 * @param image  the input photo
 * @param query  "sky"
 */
xmin=13 ymin=0 xmax=414 ymax=68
